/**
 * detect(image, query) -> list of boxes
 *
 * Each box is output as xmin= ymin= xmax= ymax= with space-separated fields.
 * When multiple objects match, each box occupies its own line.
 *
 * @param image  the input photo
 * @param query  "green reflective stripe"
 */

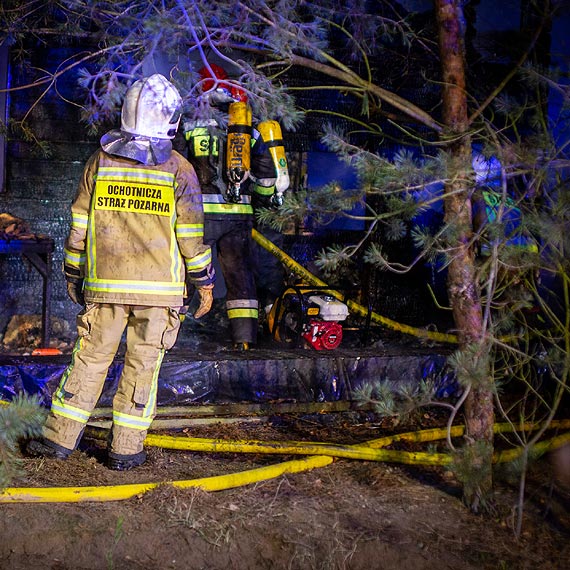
xmin=145 ymin=348 xmax=163 ymax=418
xmin=253 ymin=183 xmax=275 ymax=196
xmin=482 ymin=191 xmax=518 ymax=223
xmin=504 ymin=236 xmax=539 ymax=252
xmin=113 ymin=348 xmax=162 ymax=431
xmin=482 ymin=190 xmax=516 ymax=209
xmin=64 ymin=248 xmax=85 ymax=267
xmin=228 ymin=308 xmax=259 ymax=319
xmin=71 ymin=213 xmax=88 ymax=228
xmin=53 ymin=337 xmax=82 ymax=401
xmin=480 ymin=241 xmax=538 ymax=255
xmin=112 ymin=411 xmax=153 ymax=430
xmin=87 ymin=194 xmax=97 ymax=280
xmin=176 ymin=223 xmax=204 ymax=238
xmin=84 ymin=278 xmax=184 ymax=296
xmin=186 ymin=249 xmax=212 ymax=271
xmin=203 ymin=203 xmax=253 ymax=215
xmin=227 ymin=298 xmax=259 ymax=320
xmin=168 ymin=208 xmax=180 ymax=283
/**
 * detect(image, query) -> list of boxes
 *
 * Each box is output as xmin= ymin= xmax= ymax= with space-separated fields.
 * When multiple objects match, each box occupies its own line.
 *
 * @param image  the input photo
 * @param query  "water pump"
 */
xmin=267 ymin=288 xmax=349 ymax=350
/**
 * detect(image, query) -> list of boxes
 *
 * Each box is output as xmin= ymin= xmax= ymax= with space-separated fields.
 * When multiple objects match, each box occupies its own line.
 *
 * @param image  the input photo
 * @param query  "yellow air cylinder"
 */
xmin=257 ymin=120 xmax=290 ymax=193
xmin=226 ymin=102 xmax=252 ymax=189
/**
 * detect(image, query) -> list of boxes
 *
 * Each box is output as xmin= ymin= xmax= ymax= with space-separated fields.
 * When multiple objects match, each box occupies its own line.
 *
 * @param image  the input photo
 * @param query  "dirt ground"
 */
xmin=1 ymin=412 xmax=569 ymax=570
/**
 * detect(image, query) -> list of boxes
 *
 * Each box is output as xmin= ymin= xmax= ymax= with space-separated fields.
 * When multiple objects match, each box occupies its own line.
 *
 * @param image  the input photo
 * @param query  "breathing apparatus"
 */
xmin=226 ymin=101 xmax=252 ymax=203
xmin=196 ymin=64 xmax=290 ymax=207
xmin=198 ymin=64 xmax=252 ymax=203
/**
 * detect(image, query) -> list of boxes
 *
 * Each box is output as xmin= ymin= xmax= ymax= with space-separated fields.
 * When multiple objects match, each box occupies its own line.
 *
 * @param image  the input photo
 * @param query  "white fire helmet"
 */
xmin=121 ymin=74 xmax=182 ymax=140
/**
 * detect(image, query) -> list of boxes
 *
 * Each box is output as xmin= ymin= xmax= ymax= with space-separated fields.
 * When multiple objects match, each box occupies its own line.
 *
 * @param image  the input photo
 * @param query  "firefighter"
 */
xmin=471 ymin=152 xmax=539 ymax=314
xmin=27 ymin=74 xmax=215 ymax=470
xmin=471 ymin=152 xmax=538 ymax=256
xmin=184 ymin=64 xmax=289 ymax=350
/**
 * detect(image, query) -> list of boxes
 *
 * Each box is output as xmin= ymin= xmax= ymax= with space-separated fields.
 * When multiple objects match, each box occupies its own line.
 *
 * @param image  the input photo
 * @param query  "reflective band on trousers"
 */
xmin=227 ymin=299 xmax=258 ymax=320
xmin=50 ymin=400 xmax=91 ymax=425
xmin=228 ymin=307 xmax=259 ymax=319
xmin=113 ymin=410 xmax=153 ymax=430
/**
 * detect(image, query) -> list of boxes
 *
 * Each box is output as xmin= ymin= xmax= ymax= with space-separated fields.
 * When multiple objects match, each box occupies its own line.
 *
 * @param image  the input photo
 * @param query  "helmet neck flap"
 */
xmin=100 ymin=130 xmax=172 ymax=166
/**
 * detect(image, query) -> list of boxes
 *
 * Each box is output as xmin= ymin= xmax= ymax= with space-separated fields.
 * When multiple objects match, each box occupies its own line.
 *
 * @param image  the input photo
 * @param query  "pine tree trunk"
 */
xmin=435 ymin=0 xmax=494 ymax=509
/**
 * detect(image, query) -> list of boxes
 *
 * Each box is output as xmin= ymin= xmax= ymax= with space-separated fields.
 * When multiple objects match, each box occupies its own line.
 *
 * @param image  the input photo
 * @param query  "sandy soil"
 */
xmin=1 ymin=413 xmax=569 ymax=570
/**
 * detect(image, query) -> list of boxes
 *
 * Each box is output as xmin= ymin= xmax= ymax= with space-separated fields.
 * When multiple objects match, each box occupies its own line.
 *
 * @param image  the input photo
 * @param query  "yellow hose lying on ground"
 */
xmin=2 ymin=420 xmax=569 ymax=504
xmin=252 ymin=228 xmax=458 ymax=344
xmin=146 ymin=434 xmax=452 ymax=465
xmin=145 ymin=419 xmax=570 ymax=464
xmin=0 ymin=456 xmax=334 ymax=503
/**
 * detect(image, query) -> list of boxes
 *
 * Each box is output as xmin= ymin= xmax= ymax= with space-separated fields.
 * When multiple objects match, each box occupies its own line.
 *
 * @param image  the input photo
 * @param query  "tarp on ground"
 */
xmin=0 ymin=348 xmax=457 ymax=407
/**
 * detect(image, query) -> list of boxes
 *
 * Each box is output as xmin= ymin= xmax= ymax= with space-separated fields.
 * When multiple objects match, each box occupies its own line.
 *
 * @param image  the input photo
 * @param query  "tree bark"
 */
xmin=435 ymin=0 xmax=495 ymax=509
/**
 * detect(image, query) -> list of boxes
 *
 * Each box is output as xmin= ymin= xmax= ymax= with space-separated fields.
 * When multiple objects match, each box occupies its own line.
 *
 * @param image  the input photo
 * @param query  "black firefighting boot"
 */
xmin=232 ymin=342 xmax=250 ymax=351
xmin=107 ymin=450 xmax=147 ymax=471
xmin=26 ymin=438 xmax=73 ymax=460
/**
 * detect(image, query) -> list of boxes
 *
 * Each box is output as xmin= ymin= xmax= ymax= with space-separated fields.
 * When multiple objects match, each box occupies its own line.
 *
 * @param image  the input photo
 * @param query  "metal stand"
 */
xmin=0 ymin=237 xmax=55 ymax=347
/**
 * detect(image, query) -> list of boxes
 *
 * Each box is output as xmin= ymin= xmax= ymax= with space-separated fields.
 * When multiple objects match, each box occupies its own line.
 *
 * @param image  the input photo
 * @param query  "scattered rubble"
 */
xmin=1 ymin=315 xmax=73 ymax=354
xmin=0 ymin=212 xmax=34 ymax=240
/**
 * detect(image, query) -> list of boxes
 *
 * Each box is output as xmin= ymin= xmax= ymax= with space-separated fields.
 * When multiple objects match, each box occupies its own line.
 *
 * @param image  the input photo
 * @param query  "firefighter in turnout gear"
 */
xmin=27 ymin=74 xmax=215 ymax=470
xmin=184 ymin=63 xmax=289 ymax=350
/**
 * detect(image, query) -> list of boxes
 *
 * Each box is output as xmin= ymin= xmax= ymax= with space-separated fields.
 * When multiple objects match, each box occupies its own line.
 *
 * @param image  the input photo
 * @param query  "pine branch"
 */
xmin=0 ymin=394 xmax=47 ymax=490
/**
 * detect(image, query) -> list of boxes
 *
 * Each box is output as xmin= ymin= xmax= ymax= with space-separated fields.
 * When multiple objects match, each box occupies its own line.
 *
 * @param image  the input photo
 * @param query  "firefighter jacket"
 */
xmin=184 ymin=120 xmax=277 ymax=221
xmin=63 ymin=149 xmax=214 ymax=307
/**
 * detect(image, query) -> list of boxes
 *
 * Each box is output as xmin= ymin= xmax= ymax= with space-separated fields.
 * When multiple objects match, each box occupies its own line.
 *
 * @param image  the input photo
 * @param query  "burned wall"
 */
xmin=1 ymin=46 xmax=100 ymax=343
xmin=0 ymin=44 xmax=445 ymax=351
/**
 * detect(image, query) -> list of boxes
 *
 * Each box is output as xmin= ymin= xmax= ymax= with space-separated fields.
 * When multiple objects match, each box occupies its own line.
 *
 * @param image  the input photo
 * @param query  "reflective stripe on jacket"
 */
xmin=64 ymin=149 xmax=214 ymax=307
xmin=202 ymin=193 xmax=253 ymax=215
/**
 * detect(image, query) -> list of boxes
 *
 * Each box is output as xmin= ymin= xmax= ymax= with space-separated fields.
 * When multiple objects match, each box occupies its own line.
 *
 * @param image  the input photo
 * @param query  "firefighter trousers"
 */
xmin=43 ymin=303 xmax=181 ymax=455
xmin=205 ymin=218 xmax=259 ymax=344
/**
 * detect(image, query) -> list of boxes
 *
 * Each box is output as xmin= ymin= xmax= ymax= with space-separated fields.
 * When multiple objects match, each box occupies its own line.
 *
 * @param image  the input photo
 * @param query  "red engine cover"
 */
xmin=302 ymin=320 xmax=343 ymax=350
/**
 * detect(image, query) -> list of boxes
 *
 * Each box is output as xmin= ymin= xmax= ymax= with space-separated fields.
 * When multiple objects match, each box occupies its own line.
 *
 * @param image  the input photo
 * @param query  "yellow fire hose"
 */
xmin=146 ymin=419 xmax=570 ymax=465
xmin=252 ymin=229 xmax=458 ymax=344
xmin=0 ymin=233 xmax=563 ymax=502
xmin=2 ymin=419 xmax=569 ymax=504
